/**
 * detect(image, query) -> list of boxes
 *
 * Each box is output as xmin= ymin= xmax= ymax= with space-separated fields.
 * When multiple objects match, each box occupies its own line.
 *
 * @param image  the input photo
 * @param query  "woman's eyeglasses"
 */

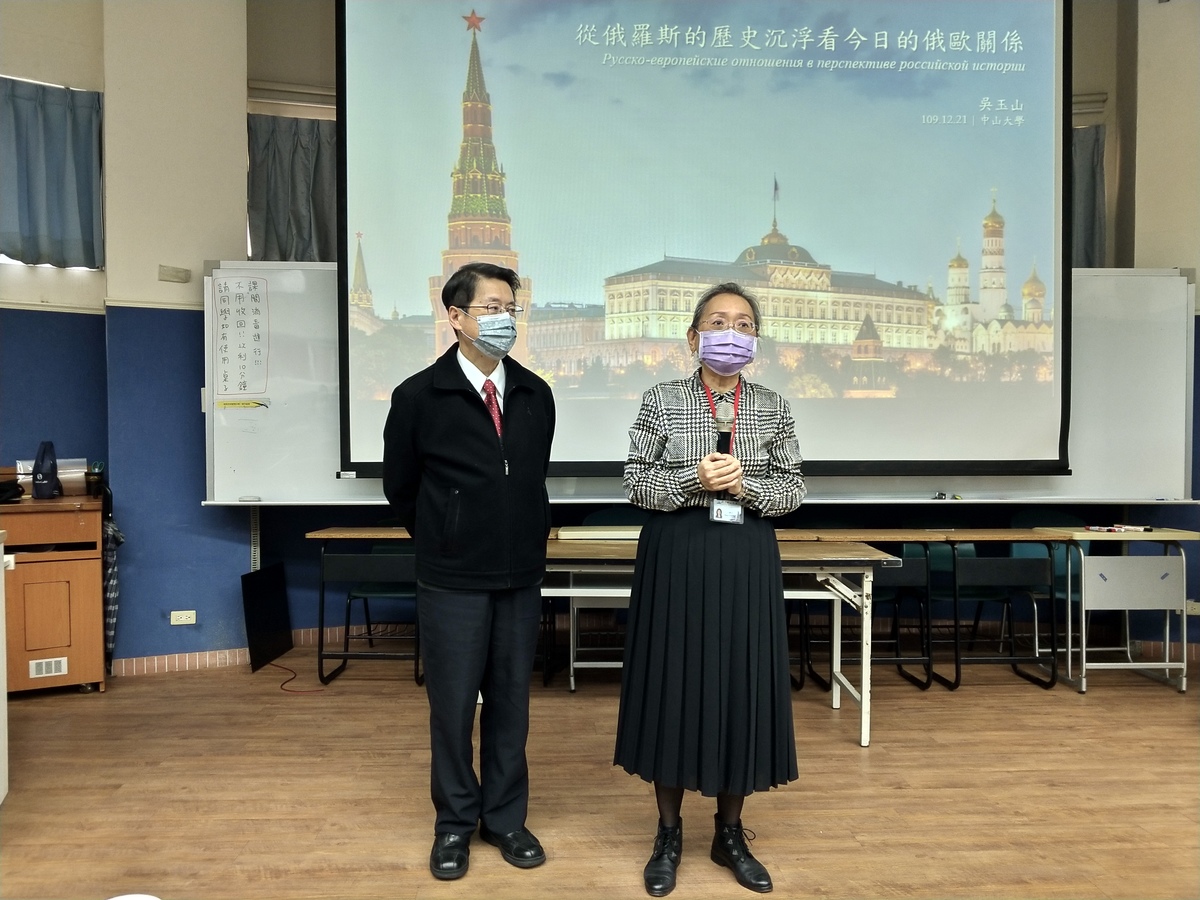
xmin=699 ymin=315 xmax=757 ymax=335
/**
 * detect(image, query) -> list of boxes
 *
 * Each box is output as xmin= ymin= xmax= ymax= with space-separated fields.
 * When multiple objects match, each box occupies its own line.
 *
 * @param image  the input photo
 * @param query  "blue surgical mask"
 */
xmin=466 ymin=311 xmax=517 ymax=360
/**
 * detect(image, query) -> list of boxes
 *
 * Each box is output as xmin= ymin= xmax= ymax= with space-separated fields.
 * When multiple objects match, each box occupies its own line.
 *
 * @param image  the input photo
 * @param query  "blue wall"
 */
xmin=104 ymin=306 xmax=251 ymax=657
xmin=0 ymin=308 xmax=109 ymax=466
xmin=1 ymin=305 xmax=1198 ymax=661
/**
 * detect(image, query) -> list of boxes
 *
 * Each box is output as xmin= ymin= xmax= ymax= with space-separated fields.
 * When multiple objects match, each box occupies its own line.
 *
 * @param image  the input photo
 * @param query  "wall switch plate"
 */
xmin=169 ymin=610 xmax=197 ymax=625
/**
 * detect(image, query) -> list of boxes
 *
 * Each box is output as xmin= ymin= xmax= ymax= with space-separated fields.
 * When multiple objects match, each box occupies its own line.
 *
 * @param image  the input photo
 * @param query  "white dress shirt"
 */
xmin=456 ymin=347 xmax=506 ymax=413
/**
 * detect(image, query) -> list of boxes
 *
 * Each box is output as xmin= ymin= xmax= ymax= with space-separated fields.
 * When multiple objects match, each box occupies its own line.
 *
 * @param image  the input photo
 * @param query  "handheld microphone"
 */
xmin=715 ymin=399 xmax=734 ymax=456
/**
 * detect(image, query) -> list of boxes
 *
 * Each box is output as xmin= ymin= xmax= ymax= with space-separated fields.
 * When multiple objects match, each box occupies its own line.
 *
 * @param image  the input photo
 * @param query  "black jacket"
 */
xmin=382 ymin=345 xmax=555 ymax=590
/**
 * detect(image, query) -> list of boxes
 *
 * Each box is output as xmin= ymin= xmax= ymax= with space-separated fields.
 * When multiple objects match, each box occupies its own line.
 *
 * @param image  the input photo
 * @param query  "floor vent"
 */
xmin=29 ymin=657 xmax=68 ymax=679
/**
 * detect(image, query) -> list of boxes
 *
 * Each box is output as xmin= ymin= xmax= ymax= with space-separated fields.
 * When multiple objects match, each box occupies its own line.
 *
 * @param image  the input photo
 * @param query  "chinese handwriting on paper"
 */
xmin=215 ymin=277 xmax=269 ymax=395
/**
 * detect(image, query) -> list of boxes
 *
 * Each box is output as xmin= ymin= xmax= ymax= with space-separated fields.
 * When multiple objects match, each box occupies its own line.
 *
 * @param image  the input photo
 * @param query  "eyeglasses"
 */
xmin=699 ymin=315 xmax=757 ymax=335
xmin=465 ymin=304 xmax=524 ymax=316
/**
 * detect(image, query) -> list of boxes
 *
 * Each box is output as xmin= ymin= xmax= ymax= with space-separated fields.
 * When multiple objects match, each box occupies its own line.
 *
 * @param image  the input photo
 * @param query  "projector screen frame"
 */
xmin=336 ymin=0 xmax=1072 ymax=481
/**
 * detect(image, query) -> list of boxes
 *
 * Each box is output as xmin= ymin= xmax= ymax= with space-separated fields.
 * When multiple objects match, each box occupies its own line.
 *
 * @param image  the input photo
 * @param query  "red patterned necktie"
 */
xmin=483 ymin=379 xmax=503 ymax=438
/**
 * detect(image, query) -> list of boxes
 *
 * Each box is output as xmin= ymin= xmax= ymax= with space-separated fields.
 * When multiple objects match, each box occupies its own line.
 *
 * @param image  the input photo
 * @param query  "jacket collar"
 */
xmin=431 ymin=343 xmax=537 ymax=395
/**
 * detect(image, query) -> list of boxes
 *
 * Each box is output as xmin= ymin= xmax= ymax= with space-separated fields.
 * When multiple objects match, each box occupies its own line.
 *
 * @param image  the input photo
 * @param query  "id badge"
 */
xmin=710 ymin=497 xmax=745 ymax=525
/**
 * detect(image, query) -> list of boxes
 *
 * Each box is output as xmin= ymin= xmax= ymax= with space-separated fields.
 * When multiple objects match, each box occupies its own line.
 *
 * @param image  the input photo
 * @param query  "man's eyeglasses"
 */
xmin=699 ymin=315 xmax=757 ymax=335
xmin=465 ymin=304 xmax=524 ymax=316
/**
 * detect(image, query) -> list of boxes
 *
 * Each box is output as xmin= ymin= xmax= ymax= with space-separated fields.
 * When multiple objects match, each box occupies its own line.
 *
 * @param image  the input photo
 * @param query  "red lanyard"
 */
xmin=702 ymin=379 xmax=742 ymax=452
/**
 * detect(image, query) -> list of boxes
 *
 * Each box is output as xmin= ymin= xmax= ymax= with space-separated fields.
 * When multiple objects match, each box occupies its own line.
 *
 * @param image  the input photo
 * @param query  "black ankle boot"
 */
xmin=710 ymin=815 xmax=772 ymax=893
xmin=643 ymin=819 xmax=683 ymax=897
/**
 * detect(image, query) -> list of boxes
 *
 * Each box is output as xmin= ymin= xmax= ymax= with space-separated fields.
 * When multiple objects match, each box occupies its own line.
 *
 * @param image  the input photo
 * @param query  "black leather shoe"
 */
xmin=710 ymin=816 xmax=772 ymax=893
xmin=643 ymin=819 xmax=683 ymax=897
xmin=479 ymin=824 xmax=546 ymax=868
xmin=429 ymin=832 xmax=471 ymax=880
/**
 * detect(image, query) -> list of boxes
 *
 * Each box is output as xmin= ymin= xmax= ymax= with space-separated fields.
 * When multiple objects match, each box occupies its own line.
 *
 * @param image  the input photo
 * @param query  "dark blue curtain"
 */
xmin=1071 ymin=124 xmax=1106 ymax=268
xmin=247 ymin=114 xmax=337 ymax=262
xmin=0 ymin=76 xmax=104 ymax=268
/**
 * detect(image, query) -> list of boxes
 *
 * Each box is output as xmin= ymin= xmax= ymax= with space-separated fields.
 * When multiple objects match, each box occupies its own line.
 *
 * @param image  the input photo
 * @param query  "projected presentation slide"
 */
xmin=340 ymin=0 xmax=1063 ymax=476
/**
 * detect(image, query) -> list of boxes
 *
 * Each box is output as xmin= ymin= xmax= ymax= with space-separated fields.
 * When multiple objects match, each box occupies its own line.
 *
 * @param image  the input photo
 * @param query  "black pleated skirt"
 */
xmin=613 ymin=506 xmax=798 ymax=796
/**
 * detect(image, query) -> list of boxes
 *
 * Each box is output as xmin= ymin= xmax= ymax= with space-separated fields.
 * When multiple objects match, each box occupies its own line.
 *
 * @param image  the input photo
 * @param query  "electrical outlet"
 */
xmin=169 ymin=610 xmax=197 ymax=625
xmin=1186 ymin=599 xmax=1200 ymax=616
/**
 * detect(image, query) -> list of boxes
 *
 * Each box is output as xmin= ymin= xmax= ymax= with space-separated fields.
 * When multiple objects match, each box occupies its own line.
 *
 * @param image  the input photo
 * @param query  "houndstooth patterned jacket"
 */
xmin=624 ymin=371 xmax=806 ymax=517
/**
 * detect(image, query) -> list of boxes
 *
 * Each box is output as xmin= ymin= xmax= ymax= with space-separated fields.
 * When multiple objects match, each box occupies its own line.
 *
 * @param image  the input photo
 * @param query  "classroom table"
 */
xmin=1034 ymin=526 xmax=1198 ymax=692
xmin=546 ymin=532 xmax=897 ymax=747
xmin=307 ymin=527 xmax=894 ymax=747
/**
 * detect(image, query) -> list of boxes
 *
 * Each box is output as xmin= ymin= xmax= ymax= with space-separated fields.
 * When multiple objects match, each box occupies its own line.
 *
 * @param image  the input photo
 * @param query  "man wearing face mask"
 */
xmin=383 ymin=261 xmax=556 ymax=882
xmin=614 ymin=282 xmax=805 ymax=897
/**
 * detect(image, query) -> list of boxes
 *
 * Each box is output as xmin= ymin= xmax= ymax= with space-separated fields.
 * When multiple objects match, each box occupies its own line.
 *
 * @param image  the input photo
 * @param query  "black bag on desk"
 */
xmin=32 ymin=441 xmax=62 ymax=499
xmin=0 ymin=479 xmax=23 ymax=503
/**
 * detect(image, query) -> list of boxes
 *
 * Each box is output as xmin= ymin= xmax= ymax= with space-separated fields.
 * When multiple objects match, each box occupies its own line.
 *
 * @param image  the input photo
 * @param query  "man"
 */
xmin=382 ymin=262 xmax=555 ymax=881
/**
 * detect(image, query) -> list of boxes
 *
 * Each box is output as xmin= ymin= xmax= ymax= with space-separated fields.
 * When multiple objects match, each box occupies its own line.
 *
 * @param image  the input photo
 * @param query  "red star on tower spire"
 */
xmin=463 ymin=9 xmax=484 ymax=31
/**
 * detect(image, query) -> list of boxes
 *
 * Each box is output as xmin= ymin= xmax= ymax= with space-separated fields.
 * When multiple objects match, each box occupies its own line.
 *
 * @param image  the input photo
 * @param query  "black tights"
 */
xmin=654 ymin=782 xmax=745 ymax=827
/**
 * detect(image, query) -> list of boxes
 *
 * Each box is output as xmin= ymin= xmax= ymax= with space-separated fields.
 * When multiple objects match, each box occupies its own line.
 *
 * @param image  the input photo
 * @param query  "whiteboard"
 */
xmin=1063 ymin=269 xmax=1193 ymax=500
xmin=204 ymin=262 xmax=380 ymax=503
xmin=203 ymin=263 xmax=1194 ymax=504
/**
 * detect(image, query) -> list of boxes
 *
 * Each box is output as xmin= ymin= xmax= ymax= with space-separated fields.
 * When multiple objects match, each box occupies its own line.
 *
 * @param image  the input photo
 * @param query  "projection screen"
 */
xmin=338 ymin=0 xmax=1066 ymax=478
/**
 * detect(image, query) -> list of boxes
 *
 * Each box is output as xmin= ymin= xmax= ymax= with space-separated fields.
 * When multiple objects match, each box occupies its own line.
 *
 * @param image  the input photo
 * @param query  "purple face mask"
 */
xmin=698 ymin=328 xmax=757 ymax=376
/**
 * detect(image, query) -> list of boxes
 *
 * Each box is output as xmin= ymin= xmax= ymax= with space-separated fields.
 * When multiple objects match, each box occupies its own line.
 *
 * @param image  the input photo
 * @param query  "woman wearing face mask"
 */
xmin=614 ymin=282 xmax=806 ymax=897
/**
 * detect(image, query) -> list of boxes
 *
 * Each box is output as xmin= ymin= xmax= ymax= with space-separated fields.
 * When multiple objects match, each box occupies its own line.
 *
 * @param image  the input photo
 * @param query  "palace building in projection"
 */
xmin=529 ymin=197 xmax=1052 ymax=385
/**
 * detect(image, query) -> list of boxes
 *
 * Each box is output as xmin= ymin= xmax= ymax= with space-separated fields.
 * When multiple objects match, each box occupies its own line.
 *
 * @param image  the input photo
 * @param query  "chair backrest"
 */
xmin=1008 ymin=509 xmax=1090 ymax=567
xmin=872 ymin=542 xmax=929 ymax=588
xmin=954 ymin=550 xmax=1052 ymax=590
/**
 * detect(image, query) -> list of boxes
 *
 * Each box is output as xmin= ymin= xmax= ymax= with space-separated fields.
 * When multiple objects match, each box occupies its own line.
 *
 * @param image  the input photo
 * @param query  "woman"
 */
xmin=614 ymin=282 xmax=806 ymax=896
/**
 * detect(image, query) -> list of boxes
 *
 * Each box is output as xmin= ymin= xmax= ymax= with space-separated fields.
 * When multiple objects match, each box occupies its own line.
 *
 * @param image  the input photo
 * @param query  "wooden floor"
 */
xmin=1 ymin=649 xmax=1197 ymax=900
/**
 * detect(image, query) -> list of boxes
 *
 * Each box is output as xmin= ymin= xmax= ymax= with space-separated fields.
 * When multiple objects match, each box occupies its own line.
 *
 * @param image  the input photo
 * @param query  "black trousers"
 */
xmin=417 ymin=582 xmax=542 ymax=836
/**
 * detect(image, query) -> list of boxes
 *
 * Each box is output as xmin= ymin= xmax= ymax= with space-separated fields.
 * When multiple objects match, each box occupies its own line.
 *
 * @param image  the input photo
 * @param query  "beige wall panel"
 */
xmin=102 ymin=0 xmax=248 ymax=309
xmin=0 ymin=0 xmax=103 ymax=90
xmin=1134 ymin=0 xmax=1200 ymax=272
xmin=247 ymin=0 xmax=335 ymax=88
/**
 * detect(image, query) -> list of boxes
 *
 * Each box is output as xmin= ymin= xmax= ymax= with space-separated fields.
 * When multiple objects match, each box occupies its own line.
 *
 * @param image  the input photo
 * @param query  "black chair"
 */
xmin=321 ymin=542 xmax=422 ymax=685
xmin=793 ymin=542 xmax=934 ymax=691
xmin=933 ymin=539 xmax=1057 ymax=690
xmin=992 ymin=511 xmax=1091 ymax=663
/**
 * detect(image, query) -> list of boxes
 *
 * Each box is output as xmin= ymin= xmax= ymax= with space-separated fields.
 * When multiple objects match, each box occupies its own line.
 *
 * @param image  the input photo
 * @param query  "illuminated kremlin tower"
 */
xmin=428 ymin=10 xmax=532 ymax=359
xmin=978 ymin=191 xmax=1009 ymax=321
xmin=1022 ymin=264 xmax=1046 ymax=323
xmin=348 ymin=232 xmax=386 ymax=336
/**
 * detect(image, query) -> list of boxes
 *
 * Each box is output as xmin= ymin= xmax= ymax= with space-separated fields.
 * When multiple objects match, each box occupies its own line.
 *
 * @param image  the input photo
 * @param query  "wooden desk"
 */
xmin=1 ymin=527 xmax=7 ymax=801
xmin=810 ymin=528 xmax=948 ymax=542
xmin=1 ymin=498 xmax=106 ymax=693
xmin=1034 ymin=527 xmax=1197 ymax=692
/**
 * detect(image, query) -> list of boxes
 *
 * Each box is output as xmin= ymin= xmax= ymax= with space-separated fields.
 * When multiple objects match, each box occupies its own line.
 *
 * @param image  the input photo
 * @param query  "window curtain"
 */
xmin=1071 ymin=124 xmax=1106 ymax=268
xmin=0 ymin=76 xmax=105 ymax=268
xmin=247 ymin=114 xmax=337 ymax=262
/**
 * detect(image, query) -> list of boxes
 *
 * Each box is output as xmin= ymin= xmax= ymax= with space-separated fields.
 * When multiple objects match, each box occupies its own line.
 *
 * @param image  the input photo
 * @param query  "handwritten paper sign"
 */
xmin=214 ymin=276 xmax=269 ymax=395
